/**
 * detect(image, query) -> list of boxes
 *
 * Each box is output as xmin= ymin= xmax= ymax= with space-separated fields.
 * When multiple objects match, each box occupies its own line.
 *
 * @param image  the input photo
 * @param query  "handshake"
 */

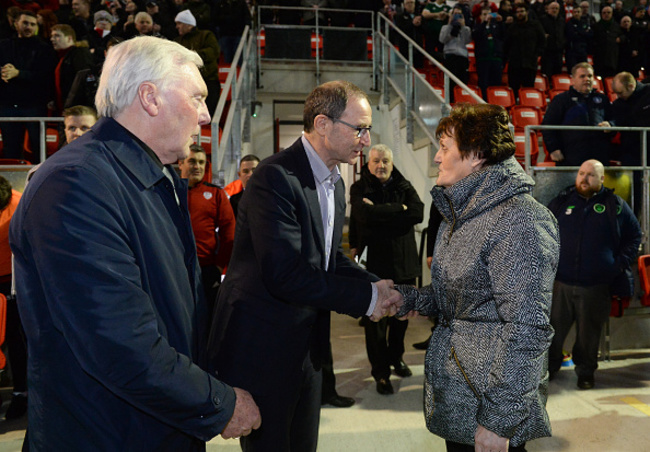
xmin=369 ymin=279 xmax=405 ymax=322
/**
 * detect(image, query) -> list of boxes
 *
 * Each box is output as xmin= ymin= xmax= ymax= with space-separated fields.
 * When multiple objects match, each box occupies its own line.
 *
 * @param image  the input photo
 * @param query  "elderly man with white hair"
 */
xmin=9 ymin=36 xmax=261 ymax=451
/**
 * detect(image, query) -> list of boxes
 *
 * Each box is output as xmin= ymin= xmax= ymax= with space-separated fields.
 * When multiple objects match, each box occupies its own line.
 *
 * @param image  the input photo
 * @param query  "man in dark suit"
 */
xmin=208 ymin=80 xmax=403 ymax=452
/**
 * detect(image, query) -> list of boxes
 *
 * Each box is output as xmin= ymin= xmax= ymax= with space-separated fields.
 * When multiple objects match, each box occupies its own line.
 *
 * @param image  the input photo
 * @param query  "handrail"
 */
xmin=210 ymin=24 xmax=254 ymax=186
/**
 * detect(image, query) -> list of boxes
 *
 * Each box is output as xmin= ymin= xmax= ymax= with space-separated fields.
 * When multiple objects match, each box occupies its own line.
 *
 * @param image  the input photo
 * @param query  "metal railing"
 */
xmin=209 ymin=25 xmax=256 ymax=186
xmin=256 ymin=6 xmax=374 ymax=87
xmin=374 ymin=13 xmax=483 ymax=144
xmin=522 ymin=124 xmax=650 ymax=253
xmin=0 ymin=117 xmax=63 ymax=164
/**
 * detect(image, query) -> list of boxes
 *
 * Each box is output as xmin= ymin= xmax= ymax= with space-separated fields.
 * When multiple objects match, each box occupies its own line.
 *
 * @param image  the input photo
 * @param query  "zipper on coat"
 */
xmin=450 ymin=346 xmax=480 ymax=400
xmin=445 ymin=197 xmax=456 ymax=241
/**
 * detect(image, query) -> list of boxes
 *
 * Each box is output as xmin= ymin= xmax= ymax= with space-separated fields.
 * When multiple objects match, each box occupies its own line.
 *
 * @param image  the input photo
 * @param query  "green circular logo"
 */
xmin=594 ymin=204 xmax=606 ymax=213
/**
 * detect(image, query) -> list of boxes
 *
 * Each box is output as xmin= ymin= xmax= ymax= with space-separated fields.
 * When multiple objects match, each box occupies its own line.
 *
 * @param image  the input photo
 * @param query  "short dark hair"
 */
xmin=239 ymin=154 xmax=260 ymax=166
xmin=435 ymin=103 xmax=515 ymax=165
xmin=0 ymin=176 xmax=13 ymax=212
xmin=189 ymin=144 xmax=207 ymax=155
xmin=63 ymin=105 xmax=97 ymax=119
xmin=18 ymin=10 xmax=37 ymax=20
xmin=303 ymin=80 xmax=369 ymax=132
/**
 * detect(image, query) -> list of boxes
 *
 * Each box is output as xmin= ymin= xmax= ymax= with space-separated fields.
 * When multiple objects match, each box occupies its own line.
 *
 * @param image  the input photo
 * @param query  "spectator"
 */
xmin=605 ymin=71 xmax=650 ymax=213
xmin=397 ymin=103 xmax=559 ymax=451
xmin=540 ymin=1 xmax=566 ymax=78
xmin=547 ymin=159 xmax=641 ymax=389
xmin=9 ymin=35 xmax=261 ymax=450
xmin=62 ymin=104 xmax=97 ymax=145
xmin=471 ymin=0 xmax=497 ymax=22
xmin=497 ymin=0 xmax=515 ymax=26
xmin=50 ymin=24 xmax=94 ymax=114
xmin=228 ymin=154 xmax=260 ymax=218
xmin=0 ymin=7 xmax=21 ymax=40
xmin=213 ymin=0 xmax=251 ymax=64
xmin=565 ymin=5 xmax=593 ymax=70
xmin=440 ymin=5 xmax=471 ymax=97
xmin=504 ymin=3 xmax=546 ymax=94
xmin=145 ymin=1 xmax=177 ymax=39
xmin=87 ymin=10 xmax=114 ymax=64
xmin=613 ymin=0 xmax=630 ymax=22
xmin=378 ymin=0 xmax=397 ymax=23
xmin=174 ymin=10 xmax=221 ymax=115
xmin=69 ymin=0 xmax=93 ymax=42
xmin=593 ymin=6 xmax=622 ymax=77
xmin=349 ymin=144 xmax=423 ymax=395
xmin=542 ymin=62 xmax=613 ymax=166
xmin=0 ymin=176 xmax=28 ymax=421
xmin=178 ymin=144 xmax=236 ymax=320
xmin=395 ymin=0 xmax=425 ymax=68
xmin=421 ymin=0 xmax=450 ymax=59
xmin=617 ymin=15 xmax=642 ymax=75
xmin=0 ymin=10 xmax=57 ymax=163
xmin=473 ymin=6 xmax=505 ymax=99
xmin=36 ymin=8 xmax=59 ymax=41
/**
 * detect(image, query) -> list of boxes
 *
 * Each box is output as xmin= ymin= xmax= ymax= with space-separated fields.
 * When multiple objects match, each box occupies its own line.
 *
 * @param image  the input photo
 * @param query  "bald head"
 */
xmin=575 ymin=159 xmax=604 ymax=197
xmin=612 ymin=72 xmax=637 ymax=100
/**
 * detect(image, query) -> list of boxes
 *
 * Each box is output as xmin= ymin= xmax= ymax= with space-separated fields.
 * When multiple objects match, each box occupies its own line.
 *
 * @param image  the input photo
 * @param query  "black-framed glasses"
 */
xmin=326 ymin=116 xmax=372 ymax=138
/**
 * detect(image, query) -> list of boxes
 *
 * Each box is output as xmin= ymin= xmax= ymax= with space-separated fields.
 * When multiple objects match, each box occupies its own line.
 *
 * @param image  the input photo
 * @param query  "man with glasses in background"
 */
xmin=208 ymin=80 xmax=404 ymax=451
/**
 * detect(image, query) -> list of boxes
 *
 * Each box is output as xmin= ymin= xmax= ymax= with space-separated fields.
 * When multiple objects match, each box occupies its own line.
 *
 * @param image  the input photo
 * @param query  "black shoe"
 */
xmin=321 ymin=394 xmax=355 ymax=408
xmin=413 ymin=335 xmax=431 ymax=350
xmin=5 ymin=393 xmax=27 ymax=420
xmin=577 ymin=376 xmax=595 ymax=390
xmin=376 ymin=378 xmax=394 ymax=395
xmin=392 ymin=360 xmax=412 ymax=377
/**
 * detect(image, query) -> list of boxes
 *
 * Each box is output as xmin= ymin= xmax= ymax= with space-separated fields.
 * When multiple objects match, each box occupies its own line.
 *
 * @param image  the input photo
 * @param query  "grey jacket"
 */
xmin=398 ymin=156 xmax=559 ymax=446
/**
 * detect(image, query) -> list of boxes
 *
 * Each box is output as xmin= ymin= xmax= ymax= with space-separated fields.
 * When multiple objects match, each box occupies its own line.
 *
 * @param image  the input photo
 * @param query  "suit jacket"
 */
xmin=208 ymin=138 xmax=377 ymax=389
xmin=9 ymin=117 xmax=235 ymax=451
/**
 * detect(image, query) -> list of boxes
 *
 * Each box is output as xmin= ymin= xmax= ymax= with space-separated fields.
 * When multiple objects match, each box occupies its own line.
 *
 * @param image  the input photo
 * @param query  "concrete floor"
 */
xmin=1 ymin=314 xmax=650 ymax=451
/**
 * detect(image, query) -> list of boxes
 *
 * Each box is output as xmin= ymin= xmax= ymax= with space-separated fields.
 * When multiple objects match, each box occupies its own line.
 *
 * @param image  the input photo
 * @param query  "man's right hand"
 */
xmin=370 ymin=279 xmax=404 ymax=321
xmin=221 ymin=387 xmax=262 ymax=440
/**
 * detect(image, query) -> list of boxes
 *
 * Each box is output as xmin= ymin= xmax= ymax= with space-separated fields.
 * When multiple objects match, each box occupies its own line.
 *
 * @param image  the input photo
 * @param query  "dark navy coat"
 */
xmin=9 ymin=117 xmax=235 ymax=451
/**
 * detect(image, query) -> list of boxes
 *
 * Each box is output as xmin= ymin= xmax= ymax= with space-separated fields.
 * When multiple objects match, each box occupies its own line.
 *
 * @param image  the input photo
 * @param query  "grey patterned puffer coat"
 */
xmin=398 ymin=156 xmax=559 ymax=447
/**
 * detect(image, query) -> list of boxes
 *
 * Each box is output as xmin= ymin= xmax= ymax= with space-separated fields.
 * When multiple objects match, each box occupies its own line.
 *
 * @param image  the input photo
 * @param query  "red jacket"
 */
xmin=187 ymin=182 xmax=235 ymax=269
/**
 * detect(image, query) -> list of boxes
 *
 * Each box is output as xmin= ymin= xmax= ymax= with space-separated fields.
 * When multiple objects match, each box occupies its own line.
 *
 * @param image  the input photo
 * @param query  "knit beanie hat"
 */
xmin=174 ymin=10 xmax=196 ymax=26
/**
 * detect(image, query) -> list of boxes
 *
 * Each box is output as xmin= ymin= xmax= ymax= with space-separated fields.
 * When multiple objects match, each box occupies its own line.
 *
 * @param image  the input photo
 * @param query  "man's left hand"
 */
xmin=1 ymin=64 xmax=19 ymax=82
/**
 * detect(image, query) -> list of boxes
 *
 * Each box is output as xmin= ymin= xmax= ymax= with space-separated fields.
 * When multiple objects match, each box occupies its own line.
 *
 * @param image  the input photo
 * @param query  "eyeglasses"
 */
xmin=326 ymin=116 xmax=372 ymax=138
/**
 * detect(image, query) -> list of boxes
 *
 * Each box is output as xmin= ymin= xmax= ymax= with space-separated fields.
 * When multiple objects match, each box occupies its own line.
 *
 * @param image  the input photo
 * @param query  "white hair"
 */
xmin=95 ymin=36 xmax=203 ymax=118
xmin=369 ymin=144 xmax=394 ymax=161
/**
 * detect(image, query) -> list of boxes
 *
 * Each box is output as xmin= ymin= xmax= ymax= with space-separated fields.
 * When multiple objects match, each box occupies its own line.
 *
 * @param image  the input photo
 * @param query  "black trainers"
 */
xmin=5 ymin=393 xmax=27 ymax=420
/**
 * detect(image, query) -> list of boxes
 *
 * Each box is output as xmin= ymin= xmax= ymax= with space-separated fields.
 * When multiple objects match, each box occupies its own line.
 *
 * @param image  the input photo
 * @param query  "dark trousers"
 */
xmin=321 ymin=340 xmax=337 ymax=401
xmin=205 ymin=79 xmax=221 ymax=117
xmin=200 ymin=265 xmax=221 ymax=324
xmin=541 ymin=51 xmax=564 ymax=78
xmin=507 ymin=66 xmax=536 ymax=95
xmin=241 ymin=354 xmax=322 ymax=452
xmin=0 ymin=281 xmax=28 ymax=393
xmin=549 ymin=281 xmax=611 ymax=378
xmin=364 ymin=277 xmax=414 ymax=381
xmin=476 ymin=59 xmax=504 ymax=100
xmin=446 ymin=440 xmax=527 ymax=451
xmin=219 ymin=35 xmax=243 ymax=65
xmin=0 ymin=104 xmax=46 ymax=163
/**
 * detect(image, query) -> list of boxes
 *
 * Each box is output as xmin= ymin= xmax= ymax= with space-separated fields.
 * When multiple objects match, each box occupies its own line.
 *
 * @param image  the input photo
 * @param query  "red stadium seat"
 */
xmin=511 ymin=105 xmax=542 ymax=131
xmin=551 ymin=73 xmax=571 ymax=91
xmin=513 ymin=129 xmax=539 ymax=166
xmin=453 ymin=85 xmax=482 ymax=104
xmin=638 ymin=255 xmax=650 ymax=307
xmin=487 ymin=86 xmax=515 ymax=111
xmin=534 ymin=73 xmax=549 ymax=93
xmin=549 ymin=88 xmax=565 ymax=100
xmin=518 ymin=88 xmax=547 ymax=110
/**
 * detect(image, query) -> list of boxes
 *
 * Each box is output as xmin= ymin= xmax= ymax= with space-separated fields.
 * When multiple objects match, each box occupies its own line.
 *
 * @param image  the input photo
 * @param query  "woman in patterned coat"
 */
xmin=398 ymin=103 xmax=560 ymax=452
